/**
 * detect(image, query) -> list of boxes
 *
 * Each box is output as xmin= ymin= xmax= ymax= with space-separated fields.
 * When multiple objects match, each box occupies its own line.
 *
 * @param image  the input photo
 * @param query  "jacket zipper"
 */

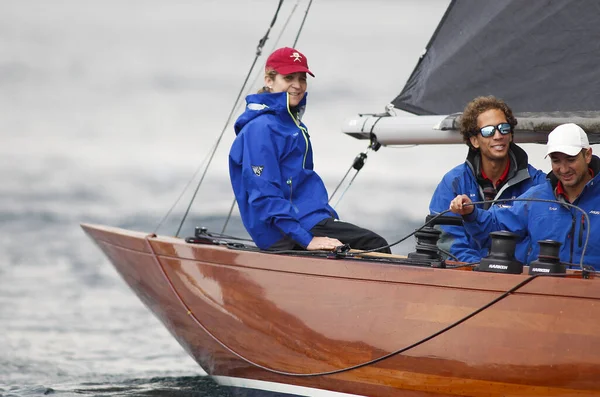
xmin=569 ymin=214 xmax=575 ymax=264
xmin=286 ymin=96 xmax=308 ymax=168
xmin=287 ymin=177 xmax=293 ymax=204
xmin=578 ymin=214 xmax=585 ymax=247
xmin=287 ymin=177 xmax=299 ymax=213
xmin=299 ymin=127 xmax=309 ymax=169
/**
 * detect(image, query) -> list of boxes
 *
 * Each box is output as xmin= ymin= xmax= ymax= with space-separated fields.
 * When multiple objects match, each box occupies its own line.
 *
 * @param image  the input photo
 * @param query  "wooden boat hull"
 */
xmin=81 ymin=223 xmax=600 ymax=397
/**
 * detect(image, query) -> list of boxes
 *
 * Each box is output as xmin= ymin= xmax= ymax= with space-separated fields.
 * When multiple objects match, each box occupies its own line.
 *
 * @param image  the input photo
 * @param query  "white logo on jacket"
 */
xmin=248 ymin=103 xmax=268 ymax=111
xmin=252 ymin=165 xmax=264 ymax=176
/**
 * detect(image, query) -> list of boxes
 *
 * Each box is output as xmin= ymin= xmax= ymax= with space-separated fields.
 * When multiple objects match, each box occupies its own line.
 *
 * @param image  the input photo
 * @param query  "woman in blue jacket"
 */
xmin=449 ymin=124 xmax=600 ymax=270
xmin=229 ymin=47 xmax=390 ymax=253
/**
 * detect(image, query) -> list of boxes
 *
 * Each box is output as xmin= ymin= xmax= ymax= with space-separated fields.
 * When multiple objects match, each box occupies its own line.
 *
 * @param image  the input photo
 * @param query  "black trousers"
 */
xmin=269 ymin=217 xmax=391 ymax=253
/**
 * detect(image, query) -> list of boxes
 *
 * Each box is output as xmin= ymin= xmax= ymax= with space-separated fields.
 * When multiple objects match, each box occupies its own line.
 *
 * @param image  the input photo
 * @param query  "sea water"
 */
xmin=2 ymin=0 xmax=545 ymax=395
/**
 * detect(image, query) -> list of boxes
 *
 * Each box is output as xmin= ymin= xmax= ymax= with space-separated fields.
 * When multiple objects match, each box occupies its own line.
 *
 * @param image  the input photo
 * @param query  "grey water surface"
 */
xmin=0 ymin=1 xmax=515 ymax=395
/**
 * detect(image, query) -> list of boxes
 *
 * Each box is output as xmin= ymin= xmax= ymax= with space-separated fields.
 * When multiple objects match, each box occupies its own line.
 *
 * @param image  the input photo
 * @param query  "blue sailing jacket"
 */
xmin=463 ymin=156 xmax=600 ymax=270
xmin=429 ymin=144 xmax=547 ymax=263
xmin=229 ymin=91 xmax=337 ymax=249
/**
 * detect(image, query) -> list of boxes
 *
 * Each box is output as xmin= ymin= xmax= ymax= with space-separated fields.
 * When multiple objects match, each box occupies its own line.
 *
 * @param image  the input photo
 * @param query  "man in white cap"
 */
xmin=448 ymin=123 xmax=600 ymax=270
xmin=545 ymin=123 xmax=594 ymax=200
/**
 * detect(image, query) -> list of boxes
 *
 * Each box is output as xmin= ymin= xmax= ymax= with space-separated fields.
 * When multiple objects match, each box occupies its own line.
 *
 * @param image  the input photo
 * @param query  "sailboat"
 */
xmin=82 ymin=1 xmax=600 ymax=396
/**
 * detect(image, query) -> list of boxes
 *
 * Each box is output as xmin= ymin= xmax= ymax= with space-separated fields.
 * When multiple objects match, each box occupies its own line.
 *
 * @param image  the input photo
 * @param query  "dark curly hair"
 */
xmin=459 ymin=96 xmax=517 ymax=149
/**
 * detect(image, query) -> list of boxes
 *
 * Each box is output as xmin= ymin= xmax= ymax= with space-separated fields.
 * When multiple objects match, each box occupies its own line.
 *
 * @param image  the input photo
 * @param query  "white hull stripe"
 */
xmin=213 ymin=375 xmax=368 ymax=397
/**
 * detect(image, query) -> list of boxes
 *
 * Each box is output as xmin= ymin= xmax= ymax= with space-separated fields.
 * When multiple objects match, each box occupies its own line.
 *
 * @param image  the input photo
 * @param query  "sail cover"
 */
xmin=392 ymin=0 xmax=600 ymax=115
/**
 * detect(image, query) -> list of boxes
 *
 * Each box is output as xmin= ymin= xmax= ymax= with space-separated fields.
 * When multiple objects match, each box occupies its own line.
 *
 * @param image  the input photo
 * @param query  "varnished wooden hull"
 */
xmin=81 ymin=223 xmax=600 ymax=397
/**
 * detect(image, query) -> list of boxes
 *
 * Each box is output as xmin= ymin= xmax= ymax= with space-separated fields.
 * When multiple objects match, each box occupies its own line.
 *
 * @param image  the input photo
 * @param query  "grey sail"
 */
xmin=392 ymin=0 xmax=600 ymax=115
xmin=343 ymin=0 xmax=600 ymax=145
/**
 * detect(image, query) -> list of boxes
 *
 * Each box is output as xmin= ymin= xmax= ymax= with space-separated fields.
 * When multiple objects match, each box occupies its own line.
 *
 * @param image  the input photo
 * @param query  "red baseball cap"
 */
xmin=265 ymin=47 xmax=314 ymax=77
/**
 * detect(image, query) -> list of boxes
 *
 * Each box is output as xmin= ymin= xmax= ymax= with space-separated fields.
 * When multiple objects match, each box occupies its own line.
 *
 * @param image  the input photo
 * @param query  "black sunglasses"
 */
xmin=479 ymin=123 xmax=512 ymax=138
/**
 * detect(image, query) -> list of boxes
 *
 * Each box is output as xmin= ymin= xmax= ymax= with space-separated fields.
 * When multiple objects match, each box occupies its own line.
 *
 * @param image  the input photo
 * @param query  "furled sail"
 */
xmin=343 ymin=0 xmax=600 ymax=145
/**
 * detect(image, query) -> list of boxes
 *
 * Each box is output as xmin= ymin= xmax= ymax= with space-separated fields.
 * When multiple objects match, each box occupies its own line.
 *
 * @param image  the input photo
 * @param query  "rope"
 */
xmin=349 ymin=197 xmax=592 ymax=273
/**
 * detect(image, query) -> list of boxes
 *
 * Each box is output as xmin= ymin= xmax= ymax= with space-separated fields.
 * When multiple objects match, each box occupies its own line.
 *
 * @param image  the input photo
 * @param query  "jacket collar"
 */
xmin=466 ymin=142 xmax=529 ymax=184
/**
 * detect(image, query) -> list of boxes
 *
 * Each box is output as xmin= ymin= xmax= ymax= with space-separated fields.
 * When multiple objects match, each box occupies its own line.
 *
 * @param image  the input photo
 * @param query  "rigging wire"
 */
xmin=330 ymin=168 xmax=362 ymax=210
xmin=328 ymin=149 xmax=369 ymax=205
xmin=293 ymin=0 xmax=314 ymax=47
xmin=220 ymin=198 xmax=237 ymax=235
xmin=221 ymin=0 xmax=304 ymax=234
xmin=233 ymin=0 xmax=304 ymax=116
xmin=328 ymin=147 xmax=419 ymax=209
xmin=172 ymin=0 xmax=285 ymax=238
xmin=328 ymin=162 xmax=355 ymax=202
xmin=153 ymin=142 xmax=216 ymax=234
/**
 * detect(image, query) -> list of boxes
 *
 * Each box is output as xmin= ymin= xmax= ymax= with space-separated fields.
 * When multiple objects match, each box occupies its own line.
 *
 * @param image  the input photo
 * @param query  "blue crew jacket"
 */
xmin=463 ymin=156 xmax=600 ymax=270
xmin=229 ymin=91 xmax=337 ymax=249
xmin=429 ymin=144 xmax=547 ymax=263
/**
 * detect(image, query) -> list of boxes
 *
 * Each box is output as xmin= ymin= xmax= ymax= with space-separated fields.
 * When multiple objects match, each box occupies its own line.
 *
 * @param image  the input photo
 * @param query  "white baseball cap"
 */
xmin=545 ymin=123 xmax=590 ymax=158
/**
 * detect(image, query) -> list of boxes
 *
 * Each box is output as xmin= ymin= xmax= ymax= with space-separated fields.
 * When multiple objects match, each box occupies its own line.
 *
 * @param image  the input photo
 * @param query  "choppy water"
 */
xmin=1 ymin=0 xmax=553 ymax=396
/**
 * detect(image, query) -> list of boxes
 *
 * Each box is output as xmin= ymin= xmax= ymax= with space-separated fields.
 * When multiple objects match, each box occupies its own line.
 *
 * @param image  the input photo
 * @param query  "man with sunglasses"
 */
xmin=449 ymin=124 xmax=600 ymax=270
xmin=429 ymin=96 xmax=546 ymax=263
